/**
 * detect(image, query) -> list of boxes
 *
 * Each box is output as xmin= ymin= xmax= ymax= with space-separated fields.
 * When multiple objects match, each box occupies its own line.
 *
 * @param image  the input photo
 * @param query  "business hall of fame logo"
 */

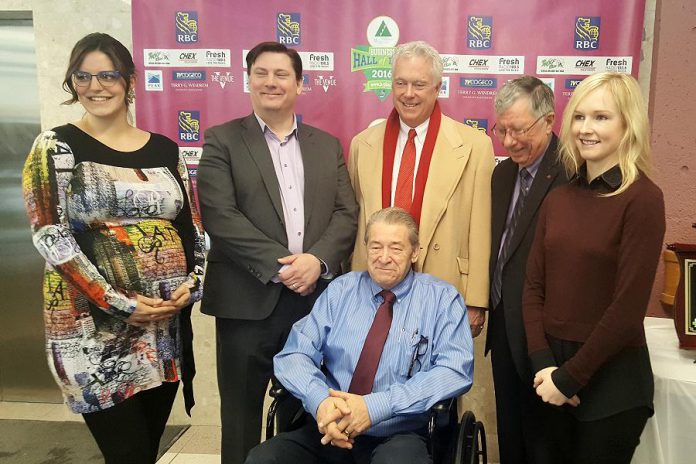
xmin=351 ymin=16 xmax=399 ymax=101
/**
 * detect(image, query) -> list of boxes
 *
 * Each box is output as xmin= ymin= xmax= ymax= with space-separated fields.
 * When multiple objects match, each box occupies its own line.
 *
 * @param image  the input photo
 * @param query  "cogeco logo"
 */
xmin=460 ymin=78 xmax=497 ymax=88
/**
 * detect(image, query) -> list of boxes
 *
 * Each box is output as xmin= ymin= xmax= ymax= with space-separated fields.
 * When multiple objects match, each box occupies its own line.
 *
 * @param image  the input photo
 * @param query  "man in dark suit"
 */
xmin=197 ymin=41 xmax=358 ymax=464
xmin=485 ymin=76 xmax=569 ymax=464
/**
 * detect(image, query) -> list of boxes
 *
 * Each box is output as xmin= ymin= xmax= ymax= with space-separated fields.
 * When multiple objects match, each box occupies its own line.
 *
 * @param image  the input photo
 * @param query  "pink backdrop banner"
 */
xmin=132 ymin=0 xmax=645 ymax=159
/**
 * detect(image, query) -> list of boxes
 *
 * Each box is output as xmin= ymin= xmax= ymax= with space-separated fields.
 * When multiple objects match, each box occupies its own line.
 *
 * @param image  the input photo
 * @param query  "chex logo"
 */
xmin=314 ymin=75 xmax=336 ymax=92
xmin=574 ymin=17 xmax=600 ymax=50
xmin=212 ymin=72 xmax=234 ymax=89
xmin=179 ymin=52 xmax=198 ymax=64
xmin=565 ymin=78 xmax=583 ymax=89
xmin=460 ymin=77 xmax=497 ymax=88
xmin=277 ymin=13 xmax=301 ymax=45
xmin=173 ymin=71 xmax=206 ymax=81
xmin=175 ymin=11 xmax=198 ymax=43
xmin=464 ymin=118 xmax=488 ymax=134
xmin=178 ymin=111 xmax=200 ymax=142
xmin=467 ymin=16 xmax=492 ymax=49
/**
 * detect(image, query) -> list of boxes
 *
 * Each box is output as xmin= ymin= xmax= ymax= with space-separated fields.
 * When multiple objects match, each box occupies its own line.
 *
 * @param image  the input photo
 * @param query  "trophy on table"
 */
xmin=666 ymin=223 xmax=696 ymax=349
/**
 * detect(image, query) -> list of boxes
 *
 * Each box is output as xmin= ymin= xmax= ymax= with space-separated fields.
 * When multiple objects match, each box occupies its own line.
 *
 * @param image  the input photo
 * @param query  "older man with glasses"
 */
xmin=485 ymin=76 xmax=570 ymax=464
xmin=245 ymin=207 xmax=474 ymax=464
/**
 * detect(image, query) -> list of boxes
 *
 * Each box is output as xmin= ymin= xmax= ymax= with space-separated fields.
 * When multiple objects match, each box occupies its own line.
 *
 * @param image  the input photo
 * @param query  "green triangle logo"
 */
xmin=376 ymin=21 xmax=392 ymax=37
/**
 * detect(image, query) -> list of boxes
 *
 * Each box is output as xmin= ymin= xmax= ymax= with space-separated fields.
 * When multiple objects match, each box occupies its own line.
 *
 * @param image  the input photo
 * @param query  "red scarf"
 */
xmin=382 ymin=101 xmax=441 ymax=224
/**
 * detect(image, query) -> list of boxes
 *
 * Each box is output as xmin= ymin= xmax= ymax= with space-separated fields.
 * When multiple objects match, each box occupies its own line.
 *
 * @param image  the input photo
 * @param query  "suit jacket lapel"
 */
xmin=240 ymin=114 xmax=284 ymax=222
xmin=491 ymin=160 xmax=518 ymax=272
xmin=503 ymin=135 xmax=561 ymax=263
xmin=297 ymin=123 xmax=318 ymax=227
xmin=418 ymin=118 xmax=470 ymax=257
xmin=358 ymin=126 xmax=386 ymax=216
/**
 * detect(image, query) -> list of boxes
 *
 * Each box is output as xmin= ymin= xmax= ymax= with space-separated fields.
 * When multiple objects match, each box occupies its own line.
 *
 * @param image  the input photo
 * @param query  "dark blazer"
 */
xmin=197 ymin=114 xmax=358 ymax=320
xmin=485 ymin=134 xmax=569 ymax=381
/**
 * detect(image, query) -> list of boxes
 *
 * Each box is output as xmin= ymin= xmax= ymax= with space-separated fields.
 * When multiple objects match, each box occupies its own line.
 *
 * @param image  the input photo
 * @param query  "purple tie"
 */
xmin=348 ymin=290 xmax=396 ymax=395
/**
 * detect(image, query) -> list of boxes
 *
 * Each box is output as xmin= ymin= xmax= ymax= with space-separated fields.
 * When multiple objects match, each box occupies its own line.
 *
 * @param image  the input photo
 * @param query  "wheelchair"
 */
xmin=265 ymin=381 xmax=487 ymax=464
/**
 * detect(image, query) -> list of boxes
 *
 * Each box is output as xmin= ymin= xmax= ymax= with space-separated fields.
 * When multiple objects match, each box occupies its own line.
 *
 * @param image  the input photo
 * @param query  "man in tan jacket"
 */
xmin=349 ymin=41 xmax=494 ymax=336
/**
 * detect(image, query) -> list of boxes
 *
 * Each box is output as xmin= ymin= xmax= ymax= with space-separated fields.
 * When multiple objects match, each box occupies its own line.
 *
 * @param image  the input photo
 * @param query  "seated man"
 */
xmin=246 ymin=207 xmax=474 ymax=464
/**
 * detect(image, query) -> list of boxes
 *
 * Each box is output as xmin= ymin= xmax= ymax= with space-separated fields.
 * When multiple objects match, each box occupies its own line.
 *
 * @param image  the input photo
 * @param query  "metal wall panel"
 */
xmin=0 ymin=16 xmax=62 ymax=403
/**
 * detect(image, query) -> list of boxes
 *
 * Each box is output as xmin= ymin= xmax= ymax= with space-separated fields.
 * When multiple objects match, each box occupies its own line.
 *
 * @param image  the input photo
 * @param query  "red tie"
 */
xmin=394 ymin=129 xmax=417 ymax=210
xmin=348 ymin=290 xmax=396 ymax=395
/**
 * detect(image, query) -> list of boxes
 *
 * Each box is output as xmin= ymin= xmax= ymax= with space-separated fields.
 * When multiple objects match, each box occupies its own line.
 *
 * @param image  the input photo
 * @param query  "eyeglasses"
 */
xmin=407 ymin=335 xmax=429 ymax=379
xmin=491 ymin=113 xmax=548 ymax=141
xmin=72 ymin=70 xmax=122 ymax=87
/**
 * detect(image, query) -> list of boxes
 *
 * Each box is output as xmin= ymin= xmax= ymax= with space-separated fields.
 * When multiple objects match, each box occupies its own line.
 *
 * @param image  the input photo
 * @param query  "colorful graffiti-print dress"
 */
xmin=23 ymin=124 xmax=205 ymax=414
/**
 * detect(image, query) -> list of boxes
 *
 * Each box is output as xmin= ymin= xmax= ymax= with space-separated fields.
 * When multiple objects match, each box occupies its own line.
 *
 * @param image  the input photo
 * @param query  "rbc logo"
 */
xmin=464 ymin=118 xmax=488 ymax=134
xmin=176 ymin=11 xmax=198 ymax=43
xmin=178 ymin=111 xmax=200 ymax=142
xmin=574 ymin=17 xmax=600 ymax=50
xmin=277 ymin=13 xmax=301 ymax=45
xmin=467 ymin=16 xmax=492 ymax=49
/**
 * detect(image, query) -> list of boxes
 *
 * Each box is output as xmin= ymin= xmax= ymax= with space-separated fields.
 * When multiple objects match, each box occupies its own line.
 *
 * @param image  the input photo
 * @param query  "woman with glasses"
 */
xmin=22 ymin=33 xmax=204 ymax=464
xmin=522 ymin=72 xmax=665 ymax=463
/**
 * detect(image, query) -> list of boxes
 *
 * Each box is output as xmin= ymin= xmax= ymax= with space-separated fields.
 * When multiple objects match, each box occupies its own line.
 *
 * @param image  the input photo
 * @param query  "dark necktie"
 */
xmin=490 ymin=168 xmax=532 ymax=309
xmin=394 ymin=129 xmax=417 ymax=210
xmin=348 ymin=290 xmax=396 ymax=395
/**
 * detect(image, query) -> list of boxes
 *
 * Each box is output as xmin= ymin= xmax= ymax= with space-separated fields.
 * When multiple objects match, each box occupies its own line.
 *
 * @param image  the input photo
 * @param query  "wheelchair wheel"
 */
xmin=452 ymin=411 xmax=487 ymax=464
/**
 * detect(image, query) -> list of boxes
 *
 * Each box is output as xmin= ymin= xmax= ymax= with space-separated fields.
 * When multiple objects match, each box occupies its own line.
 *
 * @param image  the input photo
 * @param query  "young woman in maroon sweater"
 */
xmin=522 ymin=72 xmax=665 ymax=464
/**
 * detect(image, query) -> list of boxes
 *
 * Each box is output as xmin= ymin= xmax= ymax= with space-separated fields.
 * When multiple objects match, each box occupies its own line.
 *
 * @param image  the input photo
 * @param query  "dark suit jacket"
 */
xmin=197 ymin=114 xmax=358 ymax=320
xmin=485 ymin=134 xmax=569 ymax=382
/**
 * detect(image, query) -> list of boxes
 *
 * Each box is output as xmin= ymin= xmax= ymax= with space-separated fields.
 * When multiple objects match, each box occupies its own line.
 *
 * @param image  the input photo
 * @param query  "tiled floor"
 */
xmin=0 ymin=401 xmax=224 ymax=464
xmin=155 ymin=426 xmax=222 ymax=463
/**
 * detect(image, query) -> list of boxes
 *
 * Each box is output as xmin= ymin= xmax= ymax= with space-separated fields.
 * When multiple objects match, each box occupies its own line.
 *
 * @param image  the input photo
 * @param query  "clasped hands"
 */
xmin=316 ymin=389 xmax=372 ymax=449
xmin=278 ymin=253 xmax=321 ymax=296
xmin=533 ymin=367 xmax=581 ymax=407
xmin=126 ymin=283 xmax=192 ymax=327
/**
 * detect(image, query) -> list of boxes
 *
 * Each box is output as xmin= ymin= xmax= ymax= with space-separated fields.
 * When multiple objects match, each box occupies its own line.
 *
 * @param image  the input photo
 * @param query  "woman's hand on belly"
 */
xmin=126 ymin=294 xmax=179 ymax=327
xmin=167 ymin=283 xmax=192 ymax=311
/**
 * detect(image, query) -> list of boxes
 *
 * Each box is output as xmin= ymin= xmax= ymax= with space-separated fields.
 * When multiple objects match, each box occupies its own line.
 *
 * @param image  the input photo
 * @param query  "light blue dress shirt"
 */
xmin=274 ymin=270 xmax=474 ymax=437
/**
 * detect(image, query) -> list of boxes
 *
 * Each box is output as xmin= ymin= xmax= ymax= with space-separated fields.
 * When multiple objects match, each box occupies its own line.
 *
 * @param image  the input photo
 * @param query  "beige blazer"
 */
xmin=349 ymin=115 xmax=495 ymax=308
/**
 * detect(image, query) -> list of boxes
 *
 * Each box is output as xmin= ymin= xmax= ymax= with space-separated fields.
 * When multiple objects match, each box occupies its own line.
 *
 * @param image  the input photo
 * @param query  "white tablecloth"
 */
xmin=632 ymin=317 xmax=696 ymax=464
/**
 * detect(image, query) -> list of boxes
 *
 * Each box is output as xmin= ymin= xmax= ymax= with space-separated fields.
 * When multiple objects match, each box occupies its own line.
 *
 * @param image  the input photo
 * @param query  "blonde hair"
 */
xmin=559 ymin=72 xmax=651 ymax=196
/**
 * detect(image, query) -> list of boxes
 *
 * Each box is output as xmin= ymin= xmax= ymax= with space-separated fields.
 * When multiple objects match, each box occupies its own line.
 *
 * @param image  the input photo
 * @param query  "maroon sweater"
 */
xmin=523 ymin=165 xmax=665 ymax=418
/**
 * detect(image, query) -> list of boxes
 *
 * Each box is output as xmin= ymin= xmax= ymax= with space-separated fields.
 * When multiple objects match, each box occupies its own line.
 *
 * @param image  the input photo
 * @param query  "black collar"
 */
xmin=574 ymin=163 xmax=622 ymax=192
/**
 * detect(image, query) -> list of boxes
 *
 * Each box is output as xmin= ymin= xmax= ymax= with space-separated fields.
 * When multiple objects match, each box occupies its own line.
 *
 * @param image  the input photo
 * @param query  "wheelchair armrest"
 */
xmin=431 ymin=398 xmax=455 ymax=415
xmin=269 ymin=383 xmax=288 ymax=399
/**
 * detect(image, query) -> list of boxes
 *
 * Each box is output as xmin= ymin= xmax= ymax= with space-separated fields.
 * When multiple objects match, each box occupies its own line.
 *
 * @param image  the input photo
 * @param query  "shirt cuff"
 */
xmin=305 ymin=385 xmax=330 ymax=420
xmin=363 ymin=391 xmax=392 ymax=426
xmin=271 ymin=264 xmax=291 ymax=284
xmin=529 ymin=349 xmax=556 ymax=375
xmin=551 ymin=366 xmax=582 ymax=398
